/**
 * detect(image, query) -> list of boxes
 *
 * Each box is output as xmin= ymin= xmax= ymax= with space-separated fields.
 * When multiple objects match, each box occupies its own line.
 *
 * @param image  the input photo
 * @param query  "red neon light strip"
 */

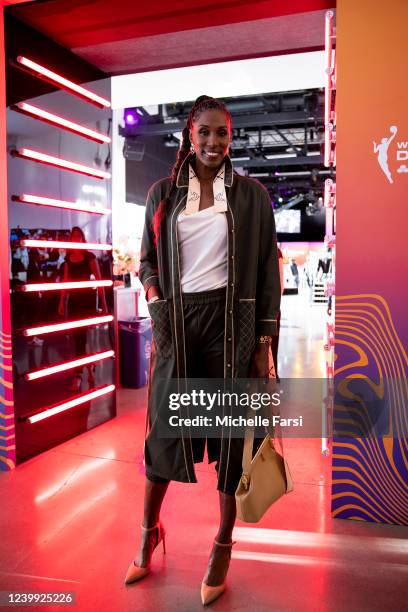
xmin=324 ymin=125 xmax=333 ymax=168
xmin=11 ymin=148 xmax=111 ymax=180
xmin=324 ymin=11 xmax=334 ymax=128
xmin=324 ymin=178 xmax=334 ymax=208
xmin=16 ymin=56 xmax=111 ymax=109
xmin=12 ymin=194 xmax=111 ymax=215
xmin=26 ymin=350 xmax=115 ymax=381
xmin=13 ymin=102 xmax=111 ymax=144
xmin=19 ymin=239 xmax=112 ymax=251
xmin=24 ymin=315 xmax=113 ymax=337
xmin=27 ymin=385 xmax=115 ymax=424
xmin=21 ymin=280 xmax=113 ymax=292
xmin=324 ymin=10 xmax=335 ymax=168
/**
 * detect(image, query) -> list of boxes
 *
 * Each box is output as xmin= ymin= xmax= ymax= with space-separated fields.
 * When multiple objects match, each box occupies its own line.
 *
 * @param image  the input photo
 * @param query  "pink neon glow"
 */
xmin=13 ymin=148 xmax=111 ymax=179
xmin=324 ymin=11 xmax=334 ymax=128
xmin=27 ymin=385 xmax=115 ymax=423
xmin=324 ymin=179 xmax=334 ymax=207
xmin=324 ymin=10 xmax=335 ymax=168
xmin=26 ymin=350 xmax=115 ymax=381
xmin=325 ymin=207 xmax=334 ymax=238
xmin=24 ymin=315 xmax=113 ymax=337
xmin=16 ymin=56 xmax=111 ymax=108
xmin=19 ymin=239 xmax=112 ymax=251
xmin=21 ymin=280 xmax=113 ymax=292
xmin=324 ymin=124 xmax=332 ymax=168
xmin=14 ymin=103 xmax=111 ymax=144
xmin=13 ymin=194 xmax=111 ymax=215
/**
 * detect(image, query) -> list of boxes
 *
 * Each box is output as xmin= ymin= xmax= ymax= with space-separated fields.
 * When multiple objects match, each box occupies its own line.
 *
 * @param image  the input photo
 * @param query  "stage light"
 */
xmin=163 ymin=134 xmax=179 ymax=148
xmin=11 ymin=148 xmax=111 ymax=179
xmin=12 ymin=194 xmax=111 ymax=215
xmin=24 ymin=315 xmax=113 ymax=337
xmin=12 ymin=103 xmax=111 ymax=143
xmin=18 ymin=239 xmax=112 ymax=251
xmin=124 ymin=109 xmax=139 ymax=125
xmin=123 ymin=138 xmax=145 ymax=161
xmin=15 ymin=56 xmax=111 ymax=108
xmin=26 ymin=385 xmax=115 ymax=424
xmin=20 ymin=280 xmax=113 ymax=292
xmin=26 ymin=350 xmax=115 ymax=381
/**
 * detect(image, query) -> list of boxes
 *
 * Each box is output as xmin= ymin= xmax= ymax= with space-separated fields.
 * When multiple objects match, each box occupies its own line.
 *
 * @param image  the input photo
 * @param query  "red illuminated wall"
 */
xmin=333 ymin=0 xmax=408 ymax=524
xmin=1 ymin=10 xmax=115 ymax=469
xmin=0 ymin=7 xmax=16 ymax=470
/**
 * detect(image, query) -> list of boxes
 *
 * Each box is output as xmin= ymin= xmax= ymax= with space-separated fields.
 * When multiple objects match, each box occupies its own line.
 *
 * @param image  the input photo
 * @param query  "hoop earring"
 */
xmin=190 ymin=144 xmax=195 ymax=154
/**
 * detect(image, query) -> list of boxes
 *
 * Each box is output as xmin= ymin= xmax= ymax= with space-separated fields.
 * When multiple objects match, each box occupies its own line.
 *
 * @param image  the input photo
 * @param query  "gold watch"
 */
xmin=257 ymin=335 xmax=272 ymax=344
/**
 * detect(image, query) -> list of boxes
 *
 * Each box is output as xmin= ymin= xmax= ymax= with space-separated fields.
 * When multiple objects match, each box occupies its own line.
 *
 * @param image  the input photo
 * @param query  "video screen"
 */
xmin=275 ymin=209 xmax=301 ymax=233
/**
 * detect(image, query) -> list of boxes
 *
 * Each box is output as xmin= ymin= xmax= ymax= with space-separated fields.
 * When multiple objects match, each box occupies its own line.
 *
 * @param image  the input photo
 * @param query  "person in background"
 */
xmin=290 ymin=257 xmax=299 ymax=288
xmin=58 ymin=227 xmax=108 ymax=391
xmin=26 ymin=248 xmax=44 ymax=347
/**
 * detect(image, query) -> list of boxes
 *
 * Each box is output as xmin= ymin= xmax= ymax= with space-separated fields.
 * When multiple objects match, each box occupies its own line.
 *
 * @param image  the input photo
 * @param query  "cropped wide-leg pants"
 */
xmin=146 ymin=286 xmax=237 ymax=494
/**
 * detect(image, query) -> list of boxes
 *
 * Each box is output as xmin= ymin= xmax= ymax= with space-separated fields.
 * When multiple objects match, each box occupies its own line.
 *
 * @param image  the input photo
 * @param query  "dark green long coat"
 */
xmin=139 ymin=154 xmax=281 ymax=493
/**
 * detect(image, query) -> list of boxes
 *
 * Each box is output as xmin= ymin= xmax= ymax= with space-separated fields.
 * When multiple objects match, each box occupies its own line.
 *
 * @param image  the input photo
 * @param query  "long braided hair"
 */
xmin=151 ymin=95 xmax=231 ymax=246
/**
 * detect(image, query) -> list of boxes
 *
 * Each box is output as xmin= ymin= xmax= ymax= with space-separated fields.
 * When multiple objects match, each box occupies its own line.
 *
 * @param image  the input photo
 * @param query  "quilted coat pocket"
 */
xmin=147 ymin=299 xmax=173 ymax=359
xmin=239 ymin=299 xmax=256 ymax=366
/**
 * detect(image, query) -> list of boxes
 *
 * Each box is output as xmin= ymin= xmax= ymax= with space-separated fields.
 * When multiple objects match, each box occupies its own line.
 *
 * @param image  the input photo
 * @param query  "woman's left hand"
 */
xmin=249 ymin=343 xmax=270 ymax=378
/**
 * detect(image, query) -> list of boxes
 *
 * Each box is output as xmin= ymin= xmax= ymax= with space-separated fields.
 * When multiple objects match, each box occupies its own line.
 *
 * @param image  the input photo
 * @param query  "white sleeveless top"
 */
xmin=177 ymin=206 xmax=228 ymax=292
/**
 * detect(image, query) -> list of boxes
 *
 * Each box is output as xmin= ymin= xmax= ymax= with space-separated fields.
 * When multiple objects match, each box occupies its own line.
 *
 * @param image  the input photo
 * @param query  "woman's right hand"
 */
xmin=146 ymin=286 xmax=162 ymax=302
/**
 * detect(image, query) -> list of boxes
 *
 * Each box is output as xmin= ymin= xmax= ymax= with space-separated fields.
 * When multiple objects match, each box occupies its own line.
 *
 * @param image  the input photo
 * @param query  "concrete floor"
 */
xmin=1 ymin=294 xmax=407 ymax=611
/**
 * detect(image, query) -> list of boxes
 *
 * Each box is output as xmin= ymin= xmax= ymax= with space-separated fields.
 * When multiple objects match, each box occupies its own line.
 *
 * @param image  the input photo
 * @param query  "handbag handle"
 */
xmin=241 ymin=422 xmax=256 ymax=475
xmin=241 ymin=416 xmax=286 ymax=475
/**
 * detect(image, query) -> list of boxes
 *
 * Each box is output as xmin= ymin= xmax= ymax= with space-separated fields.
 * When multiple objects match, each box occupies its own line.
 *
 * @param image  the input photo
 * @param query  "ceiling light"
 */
xmin=275 ymin=171 xmax=312 ymax=177
xmin=19 ymin=239 xmax=112 ymax=250
xmin=15 ymin=56 xmax=111 ymax=108
xmin=11 ymin=148 xmax=111 ymax=179
xmin=266 ymin=153 xmax=297 ymax=160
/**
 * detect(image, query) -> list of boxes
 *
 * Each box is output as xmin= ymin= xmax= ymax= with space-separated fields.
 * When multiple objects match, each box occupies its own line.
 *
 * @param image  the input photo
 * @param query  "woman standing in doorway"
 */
xmin=125 ymin=96 xmax=281 ymax=605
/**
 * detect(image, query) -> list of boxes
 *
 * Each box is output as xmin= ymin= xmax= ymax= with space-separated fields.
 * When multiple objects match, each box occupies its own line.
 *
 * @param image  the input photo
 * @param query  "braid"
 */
xmin=189 ymin=95 xmax=231 ymax=127
xmin=171 ymin=127 xmax=191 ymax=184
xmin=151 ymin=126 xmax=191 ymax=246
xmin=151 ymin=95 xmax=231 ymax=246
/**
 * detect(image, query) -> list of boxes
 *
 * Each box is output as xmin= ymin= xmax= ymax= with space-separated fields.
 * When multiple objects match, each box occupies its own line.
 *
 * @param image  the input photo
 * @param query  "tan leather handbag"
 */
xmin=235 ymin=422 xmax=294 ymax=523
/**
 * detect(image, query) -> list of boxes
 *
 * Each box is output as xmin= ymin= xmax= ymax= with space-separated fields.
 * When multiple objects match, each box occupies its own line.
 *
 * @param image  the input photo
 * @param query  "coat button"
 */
xmin=227 ymin=363 xmax=231 ymax=368
xmin=230 ymin=255 xmax=234 ymax=260
xmin=229 ymin=310 xmax=233 ymax=314
xmin=227 ymin=337 xmax=232 ymax=342
xmin=229 ymin=282 xmax=234 ymax=287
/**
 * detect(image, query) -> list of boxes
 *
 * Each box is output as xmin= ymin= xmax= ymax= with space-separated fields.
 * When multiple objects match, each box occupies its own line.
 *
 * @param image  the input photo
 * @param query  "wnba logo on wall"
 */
xmin=373 ymin=125 xmax=408 ymax=184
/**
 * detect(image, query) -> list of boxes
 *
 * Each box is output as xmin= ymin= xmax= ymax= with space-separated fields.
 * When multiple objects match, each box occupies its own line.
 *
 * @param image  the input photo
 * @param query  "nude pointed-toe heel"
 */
xmin=124 ymin=522 xmax=166 ymax=586
xmin=200 ymin=539 xmax=236 ymax=606
xmin=201 ymin=582 xmax=226 ymax=606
